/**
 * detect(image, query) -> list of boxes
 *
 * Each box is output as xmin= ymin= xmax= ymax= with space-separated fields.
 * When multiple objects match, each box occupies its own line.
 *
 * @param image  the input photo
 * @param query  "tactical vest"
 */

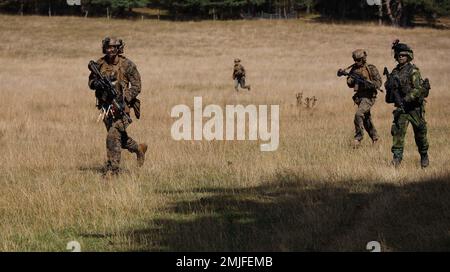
xmin=391 ymin=62 xmax=429 ymax=108
xmin=97 ymin=56 xmax=129 ymax=99
xmin=391 ymin=63 xmax=415 ymax=97
xmin=96 ymin=56 xmax=142 ymax=119
xmin=234 ymin=64 xmax=245 ymax=78
xmin=352 ymin=64 xmax=378 ymax=98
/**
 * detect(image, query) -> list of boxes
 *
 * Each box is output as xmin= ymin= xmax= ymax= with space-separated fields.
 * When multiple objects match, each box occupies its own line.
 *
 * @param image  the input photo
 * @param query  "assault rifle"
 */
xmin=337 ymin=69 xmax=383 ymax=92
xmin=383 ymin=67 xmax=405 ymax=112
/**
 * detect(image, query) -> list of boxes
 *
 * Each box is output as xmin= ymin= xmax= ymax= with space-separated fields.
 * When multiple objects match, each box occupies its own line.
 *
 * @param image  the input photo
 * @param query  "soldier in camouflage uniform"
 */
xmin=88 ymin=37 xmax=148 ymax=175
xmin=232 ymin=58 xmax=251 ymax=92
xmin=340 ymin=49 xmax=382 ymax=147
xmin=385 ymin=41 xmax=430 ymax=168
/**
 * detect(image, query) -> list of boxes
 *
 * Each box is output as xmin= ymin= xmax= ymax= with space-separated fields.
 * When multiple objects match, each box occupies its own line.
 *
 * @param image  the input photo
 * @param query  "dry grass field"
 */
xmin=0 ymin=15 xmax=449 ymax=251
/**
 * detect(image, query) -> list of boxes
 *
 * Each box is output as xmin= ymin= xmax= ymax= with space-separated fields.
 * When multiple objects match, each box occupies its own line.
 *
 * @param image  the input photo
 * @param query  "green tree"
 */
xmin=385 ymin=0 xmax=449 ymax=26
xmin=82 ymin=0 xmax=149 ymax=17
xmin=295 ymin=0 xmax=315 ymax=14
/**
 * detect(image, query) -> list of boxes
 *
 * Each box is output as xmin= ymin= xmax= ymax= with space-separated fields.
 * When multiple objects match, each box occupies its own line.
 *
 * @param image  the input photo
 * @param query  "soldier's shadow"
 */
xmin=81 ymin=172 xmax=450 ymax=251
xmin=77 ymin=165 xmax=131 ymax=175
xmin=77 ymin=165 xmax=104 ymax=173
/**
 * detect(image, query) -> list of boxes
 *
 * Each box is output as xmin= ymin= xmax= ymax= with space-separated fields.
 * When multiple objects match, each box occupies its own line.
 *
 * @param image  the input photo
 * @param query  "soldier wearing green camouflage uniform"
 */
xmin=233 ymin=58 xmax=251 ymax=92
xmin=342 ymin=49 xmax=382 ymax=146
xmin=88 ymin=37 xmax=147 ymax=175
xmin=385 ymin=41 xmax=430 ymax=168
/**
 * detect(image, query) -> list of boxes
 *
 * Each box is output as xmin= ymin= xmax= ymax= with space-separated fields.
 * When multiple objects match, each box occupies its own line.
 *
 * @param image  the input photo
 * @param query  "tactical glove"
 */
xmin=347 ymin=77 xmax=354 ymax=85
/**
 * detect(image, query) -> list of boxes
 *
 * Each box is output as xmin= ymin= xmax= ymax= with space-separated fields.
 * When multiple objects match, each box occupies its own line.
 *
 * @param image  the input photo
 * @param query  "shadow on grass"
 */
xmin=77 ymin=165 xmax=131 ymax=176
xmin=77 ymin=165 xmax=105 ymax=174
xmin=90 ymin=172 xmax=450 ymax=251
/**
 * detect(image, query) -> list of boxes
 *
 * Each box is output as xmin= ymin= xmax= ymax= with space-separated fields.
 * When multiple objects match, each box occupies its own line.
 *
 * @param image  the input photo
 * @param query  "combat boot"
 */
xmin=420 ymin=153 xmax=429 ymax=168
xmin=136 ymin=143 xmax=148 ymax=167
xmin=102 ymin=163 xmax=119 ymax=178
xmin=391 ymin=156 xmax=402 ymax=168
xmin=372 ymin=138 xmax=379 ymax=146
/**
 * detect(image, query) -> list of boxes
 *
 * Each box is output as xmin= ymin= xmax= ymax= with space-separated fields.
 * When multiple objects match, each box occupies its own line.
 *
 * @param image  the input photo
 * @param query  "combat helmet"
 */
xmin=392 ymin=39 xmax=413 ymax=61
xmin=102 ymin=37 xmax=125 ymax=55
xmin=352 ymin=49 xmax=367 ymax=62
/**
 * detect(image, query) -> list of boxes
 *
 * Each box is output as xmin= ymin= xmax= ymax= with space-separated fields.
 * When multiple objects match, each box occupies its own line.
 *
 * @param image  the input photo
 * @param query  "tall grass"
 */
xmin=0 ymin=15 xmax=449 ymax=251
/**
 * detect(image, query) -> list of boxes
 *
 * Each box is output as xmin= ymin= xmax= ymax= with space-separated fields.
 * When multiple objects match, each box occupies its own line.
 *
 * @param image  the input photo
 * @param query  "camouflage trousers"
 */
xmin=104 ymin=115 xmax=139 ymax=172
xmin=234 ymin=77 xmax=250 ymax=91
xmin=391 ymin=106 xmax=429 ymax=159
xmin=354 ymin=97 xmax=378 ymax=141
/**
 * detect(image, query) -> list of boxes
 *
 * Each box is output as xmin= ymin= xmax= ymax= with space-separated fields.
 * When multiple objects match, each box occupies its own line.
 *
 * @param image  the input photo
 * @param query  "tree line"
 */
xmin=0 ymin=0 xmax=448 ymax=26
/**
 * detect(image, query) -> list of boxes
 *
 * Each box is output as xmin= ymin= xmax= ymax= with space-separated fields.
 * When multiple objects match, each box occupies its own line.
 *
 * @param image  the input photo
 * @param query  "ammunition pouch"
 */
xmin=422 ymin=78 xmax=430 ymax=98
xmin=128 ymin=98 xmax=141 ymax=119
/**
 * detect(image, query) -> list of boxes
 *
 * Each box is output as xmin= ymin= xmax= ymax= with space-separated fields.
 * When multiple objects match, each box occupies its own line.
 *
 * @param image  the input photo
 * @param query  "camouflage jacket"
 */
xmin=233 ymin=63 xmax=246 ymax=79
xmin=390 ymin=62 xmax=426 ymax=106
xmin=88 ymin=55 xmax=141 ymax=105
xmin=347 ymin=63 xmax=382 ymax=98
